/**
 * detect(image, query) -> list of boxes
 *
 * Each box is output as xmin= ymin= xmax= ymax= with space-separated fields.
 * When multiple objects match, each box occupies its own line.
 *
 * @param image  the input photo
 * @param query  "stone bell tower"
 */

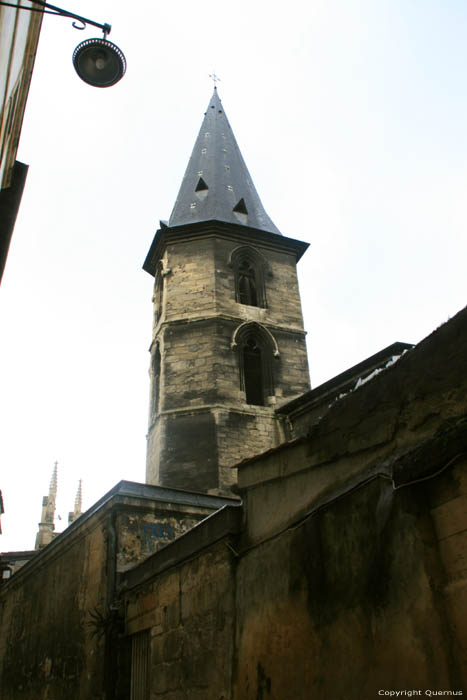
xmin=143 ymin=88 xmax=310 ymax=494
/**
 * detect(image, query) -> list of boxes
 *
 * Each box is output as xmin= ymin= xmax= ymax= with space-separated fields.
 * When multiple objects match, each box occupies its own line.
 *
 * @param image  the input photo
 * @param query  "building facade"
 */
xmin=0 ymin=0 xmax=43 ymax=283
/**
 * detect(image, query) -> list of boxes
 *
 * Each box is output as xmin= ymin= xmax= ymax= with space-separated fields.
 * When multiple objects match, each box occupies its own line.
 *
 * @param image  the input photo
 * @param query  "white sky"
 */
xmin=1 ymin=0 xmax=466 ymax=552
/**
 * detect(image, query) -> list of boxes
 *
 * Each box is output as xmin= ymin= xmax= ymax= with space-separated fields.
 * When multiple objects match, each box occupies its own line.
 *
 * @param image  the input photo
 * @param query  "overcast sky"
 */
xmin=1 ymin=0 xmax=466 ymax=552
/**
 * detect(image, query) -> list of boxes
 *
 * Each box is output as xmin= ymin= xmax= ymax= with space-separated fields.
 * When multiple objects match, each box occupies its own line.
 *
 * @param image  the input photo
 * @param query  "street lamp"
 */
xmin=0 ymin=0 xmax=126 ymax=87
xmin=72 ymin=37 xmax=126 ymax=88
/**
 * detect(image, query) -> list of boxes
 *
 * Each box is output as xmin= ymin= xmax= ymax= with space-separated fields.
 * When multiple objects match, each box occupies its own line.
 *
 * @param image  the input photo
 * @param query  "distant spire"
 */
xmin=168 ymin=89 xmax=281 ymax=235
xmin=75 ymin=479 xmax=82 ymax=512
xmin=45 ymin=461 xmax=57 ymax=524
xmin=49 ymin=461 xmax=57 ymax=494
xmin=68 ymin=479 xmax=82 ymax=525
xmin=35 ymin=462 xmax=59 ymax=550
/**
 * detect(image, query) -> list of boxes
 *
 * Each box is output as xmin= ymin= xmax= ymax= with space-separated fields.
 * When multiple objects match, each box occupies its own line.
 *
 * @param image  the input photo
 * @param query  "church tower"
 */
xmin=143 ymin=88 xmax=310 ymax=494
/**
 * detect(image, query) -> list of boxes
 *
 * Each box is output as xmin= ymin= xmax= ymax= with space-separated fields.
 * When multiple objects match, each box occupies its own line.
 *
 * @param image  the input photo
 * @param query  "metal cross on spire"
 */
xmin=209 ymin=71 xmax=221 ymax=87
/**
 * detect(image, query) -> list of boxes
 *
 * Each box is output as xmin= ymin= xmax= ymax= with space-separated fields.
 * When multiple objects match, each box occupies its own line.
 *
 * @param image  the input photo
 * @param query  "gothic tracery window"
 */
xmin=230 ymin=246 xmax=267 ymax=308
xmin=151 ymin=344 xmax=161 ymax=418
xmin=154 ymin=272 xmax=163 ymax=325
xmin=243 ymin=337 xmax=264 ymax=405
xmin=238 ymin=260 xmax=258 ymax=306
xmin=233 ymin=322 xmax=278 ymax=407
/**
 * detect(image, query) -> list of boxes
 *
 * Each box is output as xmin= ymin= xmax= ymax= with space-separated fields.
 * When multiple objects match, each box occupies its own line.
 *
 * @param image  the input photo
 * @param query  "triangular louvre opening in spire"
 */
xmin=233 ymin=198 xmax=248 ymax=215
xmin=195 ymin=177 xmax=209 ymax=192
xmin=232 ymin=198 xmax=248 ymax=224
xmin=195 ymin=176 xmax=209 ymax=201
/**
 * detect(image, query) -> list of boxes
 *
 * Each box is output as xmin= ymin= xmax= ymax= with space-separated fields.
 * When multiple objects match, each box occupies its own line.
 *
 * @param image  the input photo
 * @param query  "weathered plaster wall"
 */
xmin=277 ymin=342 xmax=414 ymax=440
xmin=0 ymin=484 xmax=233 ymax=699
xmin=115 ymin=503 xmax=215 ymax=572
xmin=234 ymin=468 xmax=467 ymax=699
xmin=240 ymin=308 xmax=467 ymax=546
xmin=0 ymin=513 xmax=109 ymax=700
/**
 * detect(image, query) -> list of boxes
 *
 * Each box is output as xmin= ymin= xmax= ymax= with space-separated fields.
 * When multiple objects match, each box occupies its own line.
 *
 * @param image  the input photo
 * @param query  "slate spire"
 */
xmin=168 ymin=88 xmax=281 ymax=235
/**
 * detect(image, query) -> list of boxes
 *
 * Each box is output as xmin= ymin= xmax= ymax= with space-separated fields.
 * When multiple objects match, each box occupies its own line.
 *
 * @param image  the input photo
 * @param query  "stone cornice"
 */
xmin=143 ymin=220 xmax=309 ymax=277
xmin=147 ymin=403 xmax=283 ymax=434
xmin=150 ymin=313 xmax=307 ymax=347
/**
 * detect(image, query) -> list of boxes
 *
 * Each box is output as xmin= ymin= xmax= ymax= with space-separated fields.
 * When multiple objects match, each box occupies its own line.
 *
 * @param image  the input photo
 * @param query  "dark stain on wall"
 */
xmin=256 ymin=661 xmax=272 ymax=699
xmin=1 ymin=547 xmax=88 ymax=699
xmin=160 ymin=411 xmax=219 ymax=491
xmin=288 ymin=478 xmax=426 ymax=628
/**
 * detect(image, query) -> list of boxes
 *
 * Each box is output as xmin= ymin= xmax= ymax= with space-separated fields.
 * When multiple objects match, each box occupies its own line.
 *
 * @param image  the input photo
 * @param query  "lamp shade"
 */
xmin=72 ymin=38 xmax=126 ymax=87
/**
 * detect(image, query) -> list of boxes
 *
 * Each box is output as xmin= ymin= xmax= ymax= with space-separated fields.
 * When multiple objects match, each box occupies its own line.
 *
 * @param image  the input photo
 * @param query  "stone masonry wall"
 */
xmin=146 ymin=417 xmax=163 ymax=486
xmin=125 ymin=540 xmax=236 ymax=699
xmin=214 ymin=407 xmax=285 ymax=490
xmin=146 ymin=227 xmax=310 ymax=493
xmin=164 ymin=239 xmax=216 ymax=322
xmin=153 ymin=410 xmax=220 ymax=492
xmin=159 ymin=320 xmax=236 ymax=411
xmin=155 ymin=320 xmax=309 ymax=412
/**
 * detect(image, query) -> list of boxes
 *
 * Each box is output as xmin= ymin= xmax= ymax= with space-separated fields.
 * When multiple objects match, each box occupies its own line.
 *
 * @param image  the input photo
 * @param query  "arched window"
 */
xmin=238 ymin=260 xmax=258 ymax=306
xmin=151 ymin=344 xmax=161 ymax=417
xmin=229 ymin=246 xmax=269 ymax=308
xmin=243 ymin=337 xmax=264 ymax=405
xmin=154 ymin=270 xmax=163 ymax=325
xmin=232 ymin=322 xmax=279 ymax=406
